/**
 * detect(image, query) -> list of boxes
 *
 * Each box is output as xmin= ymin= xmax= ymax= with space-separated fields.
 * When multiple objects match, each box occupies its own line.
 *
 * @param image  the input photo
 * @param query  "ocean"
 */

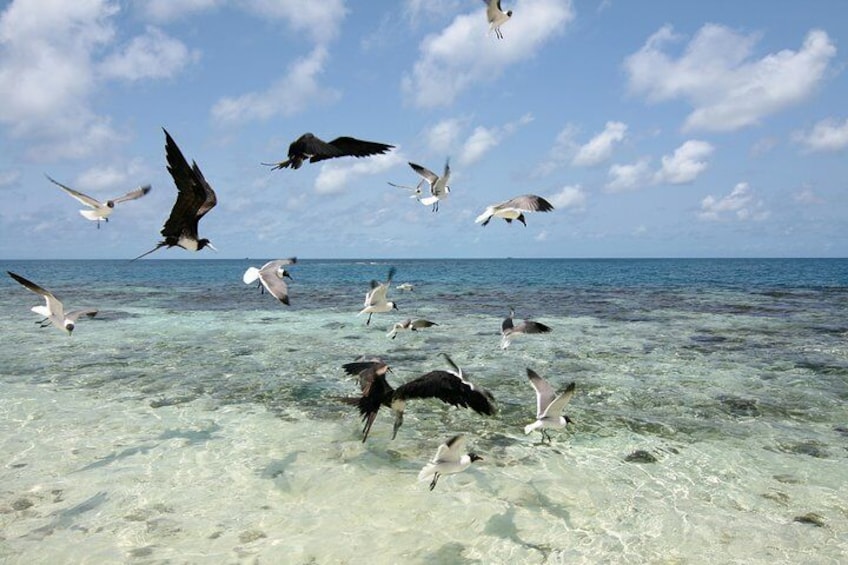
xmin=1 ymin=258 xmax=846 ymax=564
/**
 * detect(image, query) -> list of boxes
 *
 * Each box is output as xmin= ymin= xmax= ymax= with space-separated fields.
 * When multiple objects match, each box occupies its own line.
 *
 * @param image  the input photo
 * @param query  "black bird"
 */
xmin=341 ymin=353 xmax=497 ymax=442
xmin=133 ymin=129 xmax=218 ymax=260
xmin=501 ymin=307 xmax=552 ymax=349
xmin=263 ymin=133 xmax=395 ymax=170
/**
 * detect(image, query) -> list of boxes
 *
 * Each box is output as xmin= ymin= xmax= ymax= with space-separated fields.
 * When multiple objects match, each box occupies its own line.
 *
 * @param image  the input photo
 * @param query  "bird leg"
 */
xmin=35 ymin=318 xmax=49 ymax=328
xmin=541 ymin=430 xmax=552 ymax=444
xmin=429 ymin=473 xmax=440 ymax=491
xmin=366 ymin=313 xmax=372 ymax=326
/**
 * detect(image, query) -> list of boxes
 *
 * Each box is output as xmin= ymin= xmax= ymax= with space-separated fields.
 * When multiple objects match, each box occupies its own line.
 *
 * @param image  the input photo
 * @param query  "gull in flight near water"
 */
xmin=263 ymin=133 xmax=394 ymax=170
xmin=47 ymin=174 xmax=151 ymax=229
xmin=133 ymin=129 xmax=218 ymax=260
xmin=418 ymin=434 xmax=482 ymax=491
xmin=7 ymin=271 xmax=97 ymax=335
xmin=408 ymin=159 xmax=450 ymax=212
xmin=243 ymin=258 xmax=297 ymax=305
xmin=340 ymin=354 xmax=496 ymax=442
xmin=483 ymin=0 xmax=512 ymax=39
xmin=358 ymin=267 xmax=398 ymax=325
xmin=501 ymin=308 xmax=552 ymax=349
xmin=524 ymin=369 xmax=575 ymax=443
xmin=475 ymin=194 xmax=554 ymax=227
xmin=386 ymin=318 xmax=438 ymax=339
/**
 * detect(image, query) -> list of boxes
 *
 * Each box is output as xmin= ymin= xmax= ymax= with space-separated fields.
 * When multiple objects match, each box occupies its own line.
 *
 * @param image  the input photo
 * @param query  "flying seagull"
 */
xmin=358 ymin=266 xmax=398 ymax=325
xmin=133 ymin=129 xmax=218 ymax=260
xmin=263 ymin=133 xmax=394 ymax=170
xmin=475 ymin=195 xmax=554 ymax=227
xmin=341 ymin=353 xmax=496 ymax=442
xmin=243 ymin=258 xmax=297 ymax=305
xmin=386 ymin=318 xmax=438 ymax=339
xmin=483 ymin=0 xmax=512 ymax=39
xmin=396 ymin=283 xmax=415 ymax=292
xmin=7 ymin=271 xmax=97 ymax=335
xmin=524 ymin=369 xmax=575 ymax=443
xmin=409 ymin=160 xmax=450 ymax=212
xmin=501 ymin=308 xmax=552 ymax=349
xmin=47 ymin=174 xmax=151 ymax=229
xmin=418 ymin=434 xmax=482 ymax=491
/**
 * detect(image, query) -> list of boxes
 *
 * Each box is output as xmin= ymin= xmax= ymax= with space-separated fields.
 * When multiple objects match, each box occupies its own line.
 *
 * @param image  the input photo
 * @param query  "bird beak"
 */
xmin=391 ymin=412 xmax=403 ymax=439
xmin=206 ymin=242 xmax=219 ymax=252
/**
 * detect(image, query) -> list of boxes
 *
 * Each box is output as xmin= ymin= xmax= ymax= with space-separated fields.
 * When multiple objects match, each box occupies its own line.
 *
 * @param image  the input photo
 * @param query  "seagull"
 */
xmin=387 ymin=181 xmax=423 ymax=200
xmin=243 ymin=258 xmax=297 ymax=305
xmin=409 ymin=159 xmax=450 ymax=212
xmin=418 ymin=435 xmax=482 ymax=491
xmin=47 ymin=174 xmax=151 ymax=229
xmin=7 ymin=271 xmax=97 ymax=335
xmin=396 ymin=283 xmax=415 ymax=292
xmin=341 ymin=353 xmax=496 ymax=442
xmin=263 ymin=133 xmax=394 ymax=170
xmin=386 ymin=318 xmax=438 ymax=339
xmin=133 ymin=129 xmax=218 ymax=260
xmin=475 ymin=195 xmax=554 ymax=227
xmin=358 ymin=266 xmax=398 ymax=325
xmin=483 ymin=0 xmax=512 ymax=39
xmin=524 ymin=369 xmax=575 ymax=443
xmin=501 ymin=308 xmax=552 ymax=349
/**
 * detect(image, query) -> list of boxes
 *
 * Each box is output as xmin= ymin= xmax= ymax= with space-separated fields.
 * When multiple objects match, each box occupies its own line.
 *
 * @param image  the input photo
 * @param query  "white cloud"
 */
xmin=242 ymin=0 xmax=347 ymax=43
xmin=314 ymin=150 xmax=405 ymax=195
xmin=75 ymin=158 xmax=149 ymax=191
xmin=141 ymin=0 xmax=222 ymax=21
xmin=402 ymin=0 xmax=575 ymax=108
xmin=605 ymin=158 xmax=651 ymax=192
xmin=624 ymin=25 xmax=836 ymax=132
xmin=699 ymin=182 xmax=769 ymax=221
xmin=794 ymin=186 xmax=824 ymax=205
xmin=536 ymin=124 xmax=578 ymax=176
xmin=211 ymin=46 xmax=340 ymax=124
xmin=457 ymin=114 xmax=532 ymax=165
xmin=548 ymin=184 xmax=586 ymax=211
xmin=793 ymin=118 xmax=848 ymax=153
xmin=426 ymin=118 xmax=465 ymax=153
xmin=654 ymin=140 xmax=714 ymax=184
xmin=573 ymin=121 xmax=627 ymax=167
xmin=100 ymin=26 xmax=200 ymax=81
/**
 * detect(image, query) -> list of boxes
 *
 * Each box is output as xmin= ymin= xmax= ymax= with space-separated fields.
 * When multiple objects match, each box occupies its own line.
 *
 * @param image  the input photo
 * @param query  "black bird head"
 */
xmin=197 ymin=239 xmax=217 ymax=251
xmin=507 ymin=10 xmax=513 ymax=17
xmin=64 ymin=322 xmax=75 ymax=334
xmin=392 ymin=302 xmax=399 ymax=311
xmin=469 ymin=453 xmax=483 ymax=463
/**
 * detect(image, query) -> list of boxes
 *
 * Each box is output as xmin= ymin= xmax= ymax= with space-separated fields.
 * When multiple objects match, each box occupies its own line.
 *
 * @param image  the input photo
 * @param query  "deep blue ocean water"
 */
xmin=1 ymin=258 xmax=846 ymax=563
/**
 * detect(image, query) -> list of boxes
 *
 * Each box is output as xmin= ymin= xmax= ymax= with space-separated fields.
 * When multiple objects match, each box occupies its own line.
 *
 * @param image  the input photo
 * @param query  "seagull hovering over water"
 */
xmin=386 ymin=318 xmax=438 ymax=339
xmin=501 ymin=308 xmax=552 ymax=349
xmin=47 ymin=174 xmax=151 ymax=229
xmin=133 ymin=129 xmax=218 ymax=260
xmin=7 ymin=271 xmax=97 ymax=335
xmin=358 ymin=267 xmax=398 ymax=325
xmin=475 ymin=195 xmax=554 ymax=227
xmin=483 ymin=0 xmax=512 ymax=39
xmin=396 ymin=283 xmax=415 ymax=292
xmin=263 ymin=133 xmax=395 ymax=170
xmin=243 ymin=258 xmax=297 ymax=305
xmin=524 ymin=369 xmax=575 ymax=443
xmin=409 ymin=159 xmax=450 ymax=212
xmin=341 ymin=353 xmax=496 ymax=442
xmin=418 ymin=434 xmax=482 ymax=491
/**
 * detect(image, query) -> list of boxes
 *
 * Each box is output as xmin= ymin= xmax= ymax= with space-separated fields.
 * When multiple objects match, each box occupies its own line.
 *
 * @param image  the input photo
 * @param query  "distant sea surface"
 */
xmin=1 ymin=258 xmax=846 ymax=563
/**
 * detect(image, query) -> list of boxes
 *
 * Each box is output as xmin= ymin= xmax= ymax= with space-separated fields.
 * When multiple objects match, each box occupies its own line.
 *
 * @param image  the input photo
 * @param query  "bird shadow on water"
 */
xmin=20 ymin=491 xmax=109 ymax=541
xmin=483 ymin=505 xmax=553 ymax=560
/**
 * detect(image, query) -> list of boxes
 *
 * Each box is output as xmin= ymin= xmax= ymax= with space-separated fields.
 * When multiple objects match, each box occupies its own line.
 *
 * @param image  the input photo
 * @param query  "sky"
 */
xmin=0 ymin=0 xmax=846 ymax=259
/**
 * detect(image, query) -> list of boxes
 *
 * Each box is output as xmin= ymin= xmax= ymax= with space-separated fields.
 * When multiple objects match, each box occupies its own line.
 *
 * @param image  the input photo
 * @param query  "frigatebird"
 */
xmin=263 ymin=133 xmax=394 ymax=170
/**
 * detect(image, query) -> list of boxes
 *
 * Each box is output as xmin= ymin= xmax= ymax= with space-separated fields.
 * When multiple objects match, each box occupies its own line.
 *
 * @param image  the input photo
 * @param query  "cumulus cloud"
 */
xmin=211 ymin=46 xmax=340 ymax=123
xmin=535 ymin=124 xmax=578 ymax=176
xmin=75 ymin=158 xmax=149 ymax=191
xmin=699 ymin=182 xmax=769 ymax=221
xmin=573 ymin=121 xmax=628 ymax=167
xmin=605 ymin=158 xmax=652 ymax=192
xmin=624 ymin=24 xmax=836 ymax=132
xmin=793 ymin=118 xmax=848 ymax=153
xmin=548 ymin=184 xmax=586 ymax=211
xmin=654 ymin=140 xmax=714 ymax=184
xmin=457 ymin=113 xmax=532 ymax=165
xmin=402 ymin=0 xmax=575 ymax=108
xmin=426 ymin=118 xmax=465 ymax=152
xmin=100 ymin=26 xmax=199 ymax=81
xmin=314 ymin=150 xmax=405 ymax=195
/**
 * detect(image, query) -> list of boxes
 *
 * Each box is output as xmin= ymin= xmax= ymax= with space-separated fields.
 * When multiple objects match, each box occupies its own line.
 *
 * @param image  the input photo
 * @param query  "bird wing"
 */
xmin=341 ymin=359 xmax=384 ymax=377
xmin=541 ymin=382 xmax=576 ymax=419
xmin=502 ymin=194 xmax=555 ymax=213
xmin=260 ymin=258 xmax=297 ymax=272
xmin=435 ymin=434 xmax=466 ymax=463
xmin=46 ymin=175 xmax=103 ymax=209
xmin=8 ymin=271 xmax=64 ymax=316
xmin=395 ymin=371 xmax=496 ymax=416
xmin=408 ymin=162 xmax=438 ymax=185
xmin=514 ymin=320 xmax=552 ymax=335
xmin=302 ymin=136 xmax=393 ymax=164
xmin=161 ymin=129 xmax=217 ymax=239
xmin=527 ymin=368 xmax=557 ymax=418
xmin=351 ymin=368 xmax=395 ymax=442
xmin=110 ymin=185 xmax=152 ymax=205
xmin=411 ymin=319 xmax=437 ymax=329
xmin=258 ymin=271 xmax=290 ymax=305
xmin=66 ymin=309 xmax=98 ymax=322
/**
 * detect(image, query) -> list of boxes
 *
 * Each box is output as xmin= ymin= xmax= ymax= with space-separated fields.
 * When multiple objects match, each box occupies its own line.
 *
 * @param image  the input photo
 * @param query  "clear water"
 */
xmin=1 ymin=259 xmax=846 ymax=563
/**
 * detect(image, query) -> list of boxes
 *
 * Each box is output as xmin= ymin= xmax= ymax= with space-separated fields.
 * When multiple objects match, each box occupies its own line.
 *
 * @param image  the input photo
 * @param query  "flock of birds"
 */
xmin=7 ymin=2 xmax=576 ymax=490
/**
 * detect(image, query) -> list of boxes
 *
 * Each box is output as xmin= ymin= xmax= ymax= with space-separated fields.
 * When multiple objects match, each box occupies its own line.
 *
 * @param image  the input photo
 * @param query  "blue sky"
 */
xmin=0 ymin=0 xmax=846 ymax=259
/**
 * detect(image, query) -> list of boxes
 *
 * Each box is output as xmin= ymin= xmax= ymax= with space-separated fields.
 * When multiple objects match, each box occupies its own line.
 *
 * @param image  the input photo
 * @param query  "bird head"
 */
xmin=392 ymin=302 xmax=399 ymax=311
xmin=469 ymin=453 xmax=483 ymax=463
xmin=279 ymin=268 xmax=293 ymax=280
xmin=64 ymin=322 xmax=75 ymax=334
xmin=565 ymin=415 xmax=575 ymax=425
xmin=106 ymin=201 xmax=116 ymax=208
xmin=507 ymin=10 xmax=513 ymax=17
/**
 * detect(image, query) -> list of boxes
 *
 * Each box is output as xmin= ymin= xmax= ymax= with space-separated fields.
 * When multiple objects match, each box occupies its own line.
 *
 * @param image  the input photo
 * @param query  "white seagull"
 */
xmin=483 ymin=0 xmax=512 ymax=39
xmin=47 ymin=174 xmax=151 ymax=229
xmin=243 ymin=258 xmax=297 ymax=305
xmin=7 ymin=271 xmax=98 ymax=335
xmin=475 ymin=194 xmax=554 ymax=227
xmin=501 ymin=308 xmax=552 ymax=349
xmin=524 ymin=369 xmax=575 ymax=443
xmin=418 ymin=434 xmax=482 ymax=491
xmin=386 ymin=318 xmax=438 ymax=339
xmin=409 ymin=159 xmax=450 ymax=212
xmin=396 ymin=283 xmax=415 ymax=292
xmin=358 ymin=267 xmax=398 ymax=325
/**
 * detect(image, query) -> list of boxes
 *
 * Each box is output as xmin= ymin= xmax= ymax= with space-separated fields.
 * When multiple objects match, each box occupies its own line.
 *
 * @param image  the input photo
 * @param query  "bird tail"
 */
xmin=524 ymin=422 xmax=540 ymax=435
xmin=417 ymin=463 xmax=436 ymax=482
xmin=261 ymin=160 xmax=292 ymax=170
xmin=130 ymin=243 xmax=165 ymax=262
xmin=80 ymin=210 xmax=101 ymax=221
xmin=500 ymin=335 xmax=511 ymax=349
xmin=243 ymin=267 xmax=261 ymax=284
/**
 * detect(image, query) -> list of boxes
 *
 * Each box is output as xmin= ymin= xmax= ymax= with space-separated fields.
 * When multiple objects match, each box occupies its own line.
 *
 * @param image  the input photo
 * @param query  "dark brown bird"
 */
xmin=263 ymin=132 xmax=394 ymax=170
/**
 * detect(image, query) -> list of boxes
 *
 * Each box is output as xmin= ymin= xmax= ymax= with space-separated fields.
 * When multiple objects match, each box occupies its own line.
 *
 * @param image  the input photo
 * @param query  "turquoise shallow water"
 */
xmin=0 ymin=259 xmax=846 ymax=563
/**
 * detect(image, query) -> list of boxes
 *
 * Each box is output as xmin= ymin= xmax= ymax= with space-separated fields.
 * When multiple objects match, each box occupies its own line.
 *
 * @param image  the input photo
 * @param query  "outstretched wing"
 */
xmin=395 ymin=371 xmax=496 ymax=416
xmin=435 ymin=434 xmax=466 ymax=464
xmin=314 ymin=136 xmax=394 ymax=163
xmin=110 ymin=185 xmax=152 ymax=205
xmin=161 ymin=129 xmax=217 ymax=238
xmin=542 ymin=382 xmax=576 ymax=420
xmin=66 ymin=309 xmax=98 ymax=322
xmin=410 ymin=319 xmax=437 ymax=329
xmin=46 ymin=175 xmax=102 ymax=209
xmin=502 ymin=194 xmax=554 ymax=213
xmin=408 ymin=162 xmax=438 ymax=185
xmin=527 ymin=368 xmax=556 ymax=419
xmin=7 ymin=271 xmax=64 ymax=316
